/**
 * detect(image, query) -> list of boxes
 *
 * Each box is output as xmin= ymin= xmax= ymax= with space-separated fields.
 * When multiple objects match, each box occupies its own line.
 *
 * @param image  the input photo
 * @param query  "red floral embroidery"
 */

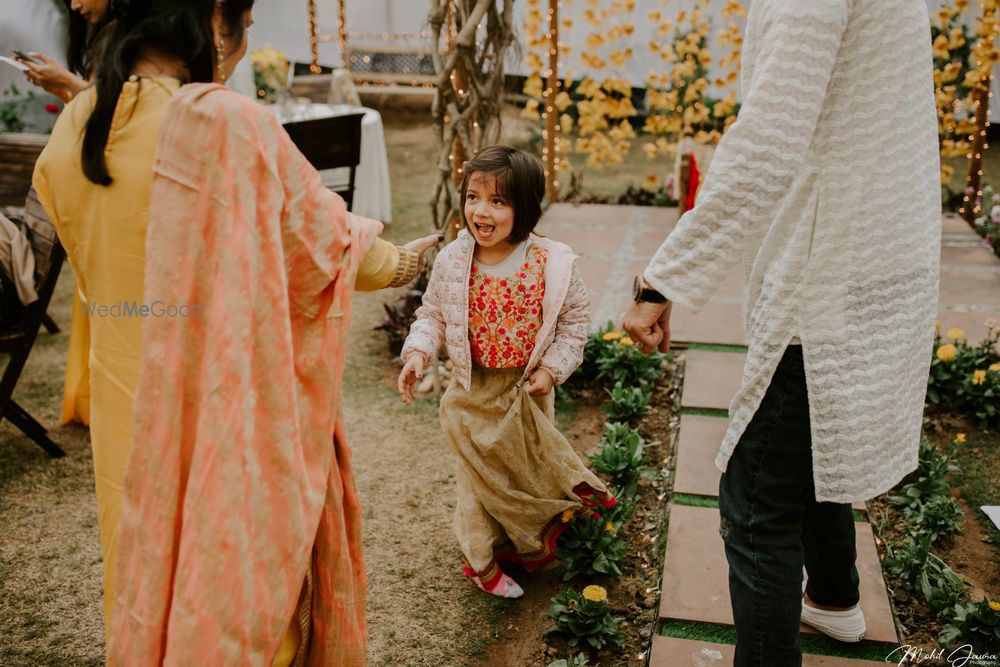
xmin=469 ymin=246 xmax=547 ymax=368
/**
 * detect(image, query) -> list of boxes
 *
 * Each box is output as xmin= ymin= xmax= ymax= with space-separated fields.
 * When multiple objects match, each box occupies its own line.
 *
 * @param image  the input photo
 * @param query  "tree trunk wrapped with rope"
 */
xmin=428 ymin=0 xmax=515 ymax=238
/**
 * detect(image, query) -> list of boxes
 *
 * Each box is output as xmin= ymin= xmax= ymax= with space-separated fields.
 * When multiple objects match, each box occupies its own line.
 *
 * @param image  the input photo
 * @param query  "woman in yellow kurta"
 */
xmin=33 ymin=1 xmax=432 ymax=662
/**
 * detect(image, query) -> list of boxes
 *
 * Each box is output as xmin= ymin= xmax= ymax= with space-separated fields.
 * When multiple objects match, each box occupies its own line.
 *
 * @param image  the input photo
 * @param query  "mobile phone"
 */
xmin=12 ymin=50 xmax=40 ymax=64
xmin=0 ymin=56 xmax=28 ymax=72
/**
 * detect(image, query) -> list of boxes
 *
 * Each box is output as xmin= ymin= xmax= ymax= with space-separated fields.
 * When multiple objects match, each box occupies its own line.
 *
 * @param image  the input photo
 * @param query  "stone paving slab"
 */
xmin=940 ymin=243 xmax=1000 ymax=267
xmin=672 ymin=302 xmax=747 ymax=347
xmin=673 ymin=415 xmax=729 ymax=497
xmin=937 ymin=310 xmax=999 ymax=342
xmin=658 ymin=505 xmax=897 ymax=644
xmin=939 ymin=267 xmax=1000 ymax=309
xmin=681 ymin=350 xmax=746 ymax=411
xmin=941 ymin=213 xmax=982 ymax=239
xmin=672 ymin=414 xmax=866 ymax=508
xmin=538 ymin=203 xmax=678 ymax=331
xmin=648 ymin=636 xmax=889 ymax=667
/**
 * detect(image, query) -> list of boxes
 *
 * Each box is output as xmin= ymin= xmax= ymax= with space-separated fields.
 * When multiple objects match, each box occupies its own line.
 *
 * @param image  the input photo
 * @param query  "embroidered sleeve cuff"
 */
xmin=388 ymin=247 xmax=421 ymax=287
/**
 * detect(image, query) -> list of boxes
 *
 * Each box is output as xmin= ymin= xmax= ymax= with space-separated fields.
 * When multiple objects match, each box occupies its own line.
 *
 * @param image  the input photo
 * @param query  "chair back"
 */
xmin=282 ymin=112 xmax=364 ymax=209
xmin=0 ymin=134 xmax=49 ymax=207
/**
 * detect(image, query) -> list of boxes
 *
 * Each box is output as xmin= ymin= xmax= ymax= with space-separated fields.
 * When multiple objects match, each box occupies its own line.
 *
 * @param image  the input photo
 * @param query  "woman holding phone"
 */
xmin=17 ymin=1 xmax=114 ymax=431
xmin=17 ymin=0 xmax=111 ymax=103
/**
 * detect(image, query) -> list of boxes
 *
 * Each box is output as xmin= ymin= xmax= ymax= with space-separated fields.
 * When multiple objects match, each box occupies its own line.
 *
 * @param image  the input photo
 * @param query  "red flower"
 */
xmin=45 ymin=102 xmax=60 ymax=114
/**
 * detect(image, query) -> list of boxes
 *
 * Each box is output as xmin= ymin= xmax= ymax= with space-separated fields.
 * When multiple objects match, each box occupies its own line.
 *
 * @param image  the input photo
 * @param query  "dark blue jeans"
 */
xmin=718 ymin=345 xmax=860 ymax=667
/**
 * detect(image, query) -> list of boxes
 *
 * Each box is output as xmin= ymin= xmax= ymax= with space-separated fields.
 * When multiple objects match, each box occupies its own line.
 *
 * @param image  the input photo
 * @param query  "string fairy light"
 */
xmin=307 ymin=0 xmax=321 ymax=74
xmin=338 ymin=0 xmax=348 ymax=63
xmin=959 ymin=0 xmax=997 ymax=222
xmin=542 ymin=0 xmax=561 ymax=201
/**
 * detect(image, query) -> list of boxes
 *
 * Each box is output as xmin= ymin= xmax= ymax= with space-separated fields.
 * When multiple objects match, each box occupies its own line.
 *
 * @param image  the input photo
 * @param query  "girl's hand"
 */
xmin=526 ymin=368 xmax=555 ymax=396
xmin=401 ymin=233 xmax=444 ymax=274
xmin=397 ymin=355 xmax=425 ymax=405
xmin=20 ymin=53 xmax=84 ymax=102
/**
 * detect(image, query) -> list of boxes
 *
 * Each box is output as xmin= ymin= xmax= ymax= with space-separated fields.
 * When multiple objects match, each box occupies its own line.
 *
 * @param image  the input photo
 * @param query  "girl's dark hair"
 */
xmin=81 ymin=0 xmax=254 ymax=185
xmin=459 ymin=146 xmax=545 ymax=245
xmin=64 ymin=1 xmax=110 ymax=78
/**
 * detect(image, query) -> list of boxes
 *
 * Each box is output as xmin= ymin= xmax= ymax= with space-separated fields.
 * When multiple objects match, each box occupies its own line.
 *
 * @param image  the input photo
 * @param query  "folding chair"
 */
xmin=282 ymin=112 xmax=365 ymax=211
xmin=0 ymin=188 xmax=66 ymax=457
xmin=1 ymin=133 xmax=61 ymax=335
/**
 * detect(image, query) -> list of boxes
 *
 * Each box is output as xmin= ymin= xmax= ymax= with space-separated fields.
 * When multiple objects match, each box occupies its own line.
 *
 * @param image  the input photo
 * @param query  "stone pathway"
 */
xmin=538 ymin=203 xmax=1000 ymax=665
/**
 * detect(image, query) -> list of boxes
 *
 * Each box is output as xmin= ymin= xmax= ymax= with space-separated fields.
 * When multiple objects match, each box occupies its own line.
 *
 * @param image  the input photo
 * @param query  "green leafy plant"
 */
xmin=939 ymin=598 xmax=1000 ymax=655
xmin=373 ymin=272 xmax=428 ymax=357
xmin=588 ymin=422 xmax=645 ymax=495
xmin=1 ymin=84 xmax=36 ymax=133
xmin=884 ymin=533 xmax=966 ymax=617
xmin=883 ymin=532 xmax=933 ymax=591
xmin=927 ymin=324 xmax=1000 ymax=428
xmin=903 ymin=495 xmax=964 ymax=544
xmin=577 ymin=322 xmax=668 ymax=390
xmin=556 ymin=493 xmax=635 ymax=581
xmin=962 ymin=362 xmax=1000 ymax=427
xmin=889 ymin=438 xmax=957 ymax=510
xmin=602 ymin=381 xmax=651 ymax=423
xmin=920 ymin=562 xmax=967 ymax=618
xmin=546 ymin=654 xmax=589 ymax=667
xmin=545 ymin=586 xmax=627 ymax=650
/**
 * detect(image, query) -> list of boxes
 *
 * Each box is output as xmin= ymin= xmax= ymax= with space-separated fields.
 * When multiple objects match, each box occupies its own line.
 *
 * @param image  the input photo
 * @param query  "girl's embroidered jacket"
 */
xmin=401 ymin=229 xmax=591 ymax=390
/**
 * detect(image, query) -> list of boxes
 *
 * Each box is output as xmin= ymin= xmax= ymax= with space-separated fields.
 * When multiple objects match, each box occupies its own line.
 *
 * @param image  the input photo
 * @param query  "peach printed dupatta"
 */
xmin=107 ymin=83 xmax=379 ymax=666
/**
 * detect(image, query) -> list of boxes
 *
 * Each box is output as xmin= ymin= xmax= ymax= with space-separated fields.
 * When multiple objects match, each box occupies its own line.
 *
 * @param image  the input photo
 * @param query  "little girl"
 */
xmin=398 ymin=146 xmax=613 ymax=599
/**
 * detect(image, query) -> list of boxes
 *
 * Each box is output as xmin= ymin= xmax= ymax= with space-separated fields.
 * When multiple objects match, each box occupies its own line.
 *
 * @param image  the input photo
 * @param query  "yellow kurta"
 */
xmin=33 ymin=77 xmax=400 ymax=659
xmin=34 ymin=77 xmax=181 ymax=635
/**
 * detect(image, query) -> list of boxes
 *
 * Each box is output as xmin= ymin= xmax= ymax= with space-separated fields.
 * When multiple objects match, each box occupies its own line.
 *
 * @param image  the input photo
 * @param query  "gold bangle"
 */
xmin=388 ymin=247 xmax=420 ymax=287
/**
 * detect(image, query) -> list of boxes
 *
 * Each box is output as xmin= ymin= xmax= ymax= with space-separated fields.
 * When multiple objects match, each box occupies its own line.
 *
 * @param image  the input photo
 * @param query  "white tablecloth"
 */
xmin=274 ymin=102 xmax=392 ymax=222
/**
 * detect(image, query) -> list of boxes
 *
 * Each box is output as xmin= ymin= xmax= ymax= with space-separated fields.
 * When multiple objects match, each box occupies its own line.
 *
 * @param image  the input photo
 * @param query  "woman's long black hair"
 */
xmin=81 ymin=0 xmax=254 ymax=185
xmin=64 ymin=0 xmax=110 ymax=79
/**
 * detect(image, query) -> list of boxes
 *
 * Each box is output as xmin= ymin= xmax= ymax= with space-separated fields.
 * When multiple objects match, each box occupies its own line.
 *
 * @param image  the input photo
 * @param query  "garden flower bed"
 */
xmin=868 ymin=323 xmax=1000 ymax=660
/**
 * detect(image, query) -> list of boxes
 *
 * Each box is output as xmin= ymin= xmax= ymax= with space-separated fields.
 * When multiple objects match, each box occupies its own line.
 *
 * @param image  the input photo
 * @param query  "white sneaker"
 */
xmin=801 ymin=596 xmax=866 ymax=643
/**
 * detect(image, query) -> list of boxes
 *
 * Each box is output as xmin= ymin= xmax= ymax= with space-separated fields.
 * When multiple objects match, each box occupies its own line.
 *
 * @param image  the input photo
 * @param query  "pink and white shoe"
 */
xmin=463 ymin=565 xmax=524 ymax=599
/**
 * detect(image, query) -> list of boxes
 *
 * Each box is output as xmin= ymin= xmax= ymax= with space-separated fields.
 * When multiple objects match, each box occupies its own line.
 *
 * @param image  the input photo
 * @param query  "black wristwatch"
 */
xmin=633 ymin=275 xmax=668 ymax=304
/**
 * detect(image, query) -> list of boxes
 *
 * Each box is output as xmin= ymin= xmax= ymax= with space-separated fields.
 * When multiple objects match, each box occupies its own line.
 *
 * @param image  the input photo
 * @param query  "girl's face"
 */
xmin=465 ymin=172 xmax=515 ymax=248
xmin=70 ymin=0 xmax=109 ymax=24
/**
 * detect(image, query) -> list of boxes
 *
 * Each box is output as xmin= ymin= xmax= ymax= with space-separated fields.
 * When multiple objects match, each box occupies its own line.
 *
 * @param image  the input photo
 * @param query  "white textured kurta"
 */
xmin=644 ymin=0 xmax=941 ymax=502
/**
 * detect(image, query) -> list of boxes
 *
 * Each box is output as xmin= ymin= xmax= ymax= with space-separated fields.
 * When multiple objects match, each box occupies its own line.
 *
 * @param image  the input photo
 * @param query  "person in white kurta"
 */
xmin=624 ymin=0 xmax=939 ymax=663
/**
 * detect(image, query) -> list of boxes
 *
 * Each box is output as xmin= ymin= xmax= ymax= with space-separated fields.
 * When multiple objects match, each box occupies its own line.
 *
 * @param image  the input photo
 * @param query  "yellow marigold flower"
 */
xmin=937 ymin=344 xmax=958 ymax=362
xmin=620 ymin=337 xmax=635 ymax=346
xmin=947 ymin=327 xmax=966 ymax=341
xmin=972 ymin=370 xmax=987 ymax=385
xmin=603 ymin=330 xmax=624 ymax=341
xmin=956 ymin=433 xmax=967 ymax=445
xmin=605 ymin=521 xmax=614 ymax=534
xmin=935 ymin=320 xmax=941 ymax=332
xmin=643 ymin=173 xmax=660 ymax=190
xmin=933 ymin=34 xmax=951 ymax=59
xmin=989 ymin=363 xmax=1000 ymax=372
xmin=561 ymin=508 xmax=576 ymax=523
xmin=583 ymin=585 xmax=608 ymax=602
xmin=989 ymin=600 xmax=1000 ymax=612
xmin=521 ymin=99 xmax=540 ymax=120
xmin=567 ymin=598 xmax=577 ymax=610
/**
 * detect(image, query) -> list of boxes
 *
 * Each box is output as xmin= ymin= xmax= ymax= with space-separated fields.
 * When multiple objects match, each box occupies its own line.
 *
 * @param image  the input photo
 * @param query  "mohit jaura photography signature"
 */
xmin=885 ymin=644 xmax=999 ymax=666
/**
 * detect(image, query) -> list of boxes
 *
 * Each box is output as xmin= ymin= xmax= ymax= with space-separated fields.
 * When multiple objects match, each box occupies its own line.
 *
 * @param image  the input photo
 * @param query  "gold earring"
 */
xmin=216 ymin=38 xmax=226 ymax=83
